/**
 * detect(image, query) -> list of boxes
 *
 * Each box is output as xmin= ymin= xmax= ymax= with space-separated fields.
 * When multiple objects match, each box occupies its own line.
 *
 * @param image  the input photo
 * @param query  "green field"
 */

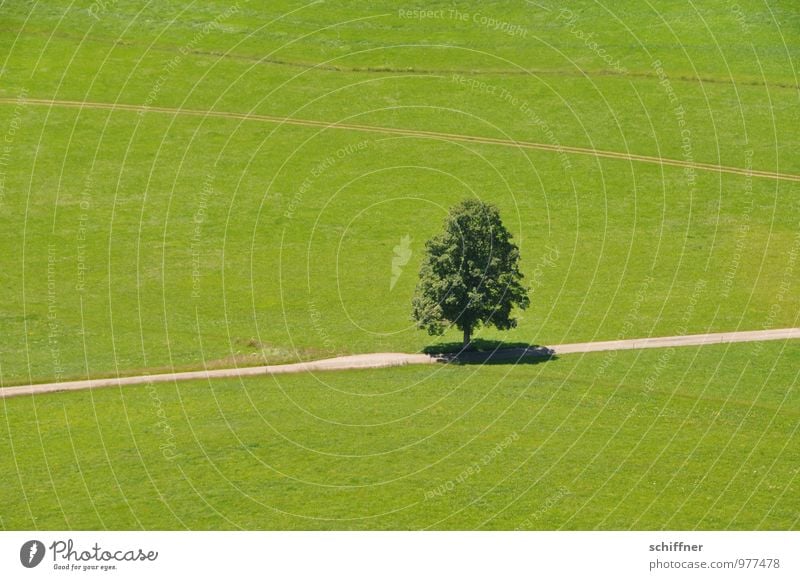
xmin=1 ymin=343 xmax=797 ymax=530
xmin=1 ymin=1 xmax=798 ymax=529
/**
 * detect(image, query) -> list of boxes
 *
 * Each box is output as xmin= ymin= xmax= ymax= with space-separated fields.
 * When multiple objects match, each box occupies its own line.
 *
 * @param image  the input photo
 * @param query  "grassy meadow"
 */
xmin=0 ymin=1 xmax=798 ymax=529
xmin=0 ymin=342 xmax=797 ymax=530
xmin=0 ymin=0 xmax=799 ymax=383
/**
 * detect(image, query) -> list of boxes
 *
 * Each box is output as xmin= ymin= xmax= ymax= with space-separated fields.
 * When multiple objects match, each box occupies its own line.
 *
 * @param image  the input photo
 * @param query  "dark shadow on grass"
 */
xmin=423 ymin=339 xmax=557 ymax=366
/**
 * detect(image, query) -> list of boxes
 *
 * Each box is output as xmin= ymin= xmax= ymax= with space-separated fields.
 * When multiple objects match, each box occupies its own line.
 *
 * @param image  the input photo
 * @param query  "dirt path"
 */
xmin=2 ymin=328 xmax=798 ymax=399
xmin=3 ymin=97 xmax=800 ymax=183
xmin=551 ymin=327 xmax=800 ymax=353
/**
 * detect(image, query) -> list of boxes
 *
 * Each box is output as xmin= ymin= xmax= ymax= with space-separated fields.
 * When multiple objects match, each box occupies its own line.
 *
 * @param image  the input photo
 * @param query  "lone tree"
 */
xmin=412 ymin=199 xmax=529 ymax=348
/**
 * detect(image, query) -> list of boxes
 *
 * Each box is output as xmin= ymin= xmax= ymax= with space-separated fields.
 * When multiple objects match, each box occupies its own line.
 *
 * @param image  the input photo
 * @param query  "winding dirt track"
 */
xmin=2 ymin=328 xmax=798 ymax=399
xmin=3 ymin=97 xmax=800 ymax=183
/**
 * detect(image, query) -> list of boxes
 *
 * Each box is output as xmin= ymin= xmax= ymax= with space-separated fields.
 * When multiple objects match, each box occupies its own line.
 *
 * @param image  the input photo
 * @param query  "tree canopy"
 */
xmin=412 ymin=199 xmax=529 ymax=347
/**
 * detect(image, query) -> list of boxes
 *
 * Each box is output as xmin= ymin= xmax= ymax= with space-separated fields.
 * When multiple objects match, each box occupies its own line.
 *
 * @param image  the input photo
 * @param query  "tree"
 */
xmin=412 ymin=199 xmax=529 ymax=348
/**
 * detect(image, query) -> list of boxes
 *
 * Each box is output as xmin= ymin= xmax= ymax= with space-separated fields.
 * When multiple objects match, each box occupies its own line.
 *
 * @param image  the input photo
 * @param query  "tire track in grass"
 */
xmin=3 ymin=96 xmax=800 ymax=183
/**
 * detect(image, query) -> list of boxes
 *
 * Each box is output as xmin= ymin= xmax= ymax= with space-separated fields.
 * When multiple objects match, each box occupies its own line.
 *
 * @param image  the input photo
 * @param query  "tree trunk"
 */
xmin=463 ymin=326 xmax=472 ymax=349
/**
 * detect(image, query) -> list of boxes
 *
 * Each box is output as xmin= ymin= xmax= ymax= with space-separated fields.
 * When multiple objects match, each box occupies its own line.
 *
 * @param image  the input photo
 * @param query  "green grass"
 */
xmin=1 ymin=342 xmax=797 ymax=530
xmin=0 ymin=1 xmax=798 ymax=530
xmin=1 ymin=0 xmax=799 ymax=383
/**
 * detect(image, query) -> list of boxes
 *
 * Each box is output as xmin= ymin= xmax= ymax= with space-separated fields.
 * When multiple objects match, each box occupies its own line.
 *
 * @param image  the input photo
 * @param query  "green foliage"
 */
xmin=412 ymin=200 xmax=529 ymax=344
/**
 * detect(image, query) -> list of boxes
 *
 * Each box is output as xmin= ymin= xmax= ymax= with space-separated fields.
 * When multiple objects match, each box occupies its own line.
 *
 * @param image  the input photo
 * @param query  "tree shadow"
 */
xmin=423 ymin=339 xmax=557 ymax=366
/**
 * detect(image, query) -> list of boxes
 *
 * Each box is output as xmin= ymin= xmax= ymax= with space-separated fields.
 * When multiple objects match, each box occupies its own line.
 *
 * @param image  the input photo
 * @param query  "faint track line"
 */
xmin=3 ymin=96 xmax=800 ymax=183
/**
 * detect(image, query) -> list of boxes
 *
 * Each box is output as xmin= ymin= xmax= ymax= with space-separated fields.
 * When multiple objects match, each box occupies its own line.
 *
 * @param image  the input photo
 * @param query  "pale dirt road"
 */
xmin=552 ymin=327 xmax=800 ymax=353
xmin=2 ymin=97 xmax=800 ymax=183
xmin=2 ymin=328 xmax=798 ymax=399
